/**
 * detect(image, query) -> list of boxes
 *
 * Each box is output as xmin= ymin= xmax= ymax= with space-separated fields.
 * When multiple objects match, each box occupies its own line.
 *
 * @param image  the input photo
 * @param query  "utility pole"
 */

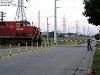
xmin=38 ymin=11 xmax=40 ymax=28
xmin=54 ymin=0 xmax=57 ymax=44
xmin=62 ymin=15 xmax=67 ymax=33
xmin=0 ymin=12 xmax=5 ymax=22
xmin=54 ymin=0 xmax=60 ymax=44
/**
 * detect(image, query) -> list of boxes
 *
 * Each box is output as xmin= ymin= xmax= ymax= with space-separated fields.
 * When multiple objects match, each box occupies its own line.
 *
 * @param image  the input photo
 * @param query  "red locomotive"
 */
xmin=0 ymin=0 xmax=42 ymax=45
xmin=0 ymin=20 xmax=42 ymax=45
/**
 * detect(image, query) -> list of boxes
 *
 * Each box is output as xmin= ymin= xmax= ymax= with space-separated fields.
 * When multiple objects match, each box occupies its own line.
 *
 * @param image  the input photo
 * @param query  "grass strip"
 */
xmin=92 ymin=45 xmax=100 ymax=75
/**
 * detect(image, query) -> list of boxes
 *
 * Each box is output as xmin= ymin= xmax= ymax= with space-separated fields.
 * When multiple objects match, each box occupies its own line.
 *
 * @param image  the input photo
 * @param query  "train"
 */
xmin=0 ymin=20 xmax=42 ymax=45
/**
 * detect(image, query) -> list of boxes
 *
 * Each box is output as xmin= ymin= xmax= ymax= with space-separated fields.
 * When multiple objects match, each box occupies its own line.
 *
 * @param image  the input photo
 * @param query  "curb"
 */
xmin=86 ymin=47 xmax=96 ymax=75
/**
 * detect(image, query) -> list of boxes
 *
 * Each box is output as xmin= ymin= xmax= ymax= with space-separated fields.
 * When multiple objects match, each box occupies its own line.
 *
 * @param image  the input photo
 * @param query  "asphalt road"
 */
xmin=0 ymin=44 xmax=95 ymax=75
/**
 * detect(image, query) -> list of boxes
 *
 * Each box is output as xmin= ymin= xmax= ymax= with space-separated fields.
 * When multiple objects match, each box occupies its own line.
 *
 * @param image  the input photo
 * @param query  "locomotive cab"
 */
xmin=16 ymin=21 xmax=32 ymax=37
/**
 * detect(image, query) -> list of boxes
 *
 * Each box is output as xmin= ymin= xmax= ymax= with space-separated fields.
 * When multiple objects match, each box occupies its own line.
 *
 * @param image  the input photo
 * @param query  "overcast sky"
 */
xmin=0 ymin=0 xmax=99 ymax=35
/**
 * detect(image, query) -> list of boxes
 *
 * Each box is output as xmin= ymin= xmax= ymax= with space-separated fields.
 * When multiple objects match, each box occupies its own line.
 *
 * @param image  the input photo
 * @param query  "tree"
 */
xmin=95 ymin=34 xmax=100 ymax=40
xmin=83 ymin=0 xmax=100 ymax=26
xmin=49 ymin=31 xmax=63 ymax=38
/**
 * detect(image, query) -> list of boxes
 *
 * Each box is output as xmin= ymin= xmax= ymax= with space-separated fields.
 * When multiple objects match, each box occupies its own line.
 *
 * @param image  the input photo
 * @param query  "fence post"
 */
xmin=45 ymin=41 xmax=47 ymax=49
xmin=31 ymin=42 xmax=33 ymax=51
xmin=36 ymin=42 xmax=38 ymax=50
xmin=53 ymin=41 xmax=54 ymax=47
xmin=0 ymin=45 xmax=1 ymax=59
xmin=52 ymin=41 xmax=54 ymax=47
xmin=40 ymin=42 xmax=42 ymax=49
xmin=56 ymin=41 xmax=57 ymax=46
xmin=26 ymin=43 xmax=27 ymax=53
xmin=9 ymin=44 xmax=12 ymax=56
xmin=50 ymin=41 xmax=52 ymax=47
xmin=48 ymin=41 xmax=49 ymax=48
xmin=18 ymin=43 xmax=20 ymax=54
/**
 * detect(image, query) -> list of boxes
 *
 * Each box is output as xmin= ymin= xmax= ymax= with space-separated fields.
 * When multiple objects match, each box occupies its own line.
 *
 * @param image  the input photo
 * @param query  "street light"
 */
xmin=54 ymin=0 xmax=56 ymax=44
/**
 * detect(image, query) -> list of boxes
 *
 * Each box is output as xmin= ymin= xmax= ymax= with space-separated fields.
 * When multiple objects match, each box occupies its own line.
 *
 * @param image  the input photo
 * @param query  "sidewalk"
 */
xmin=86 ymin=39 xmax=97 ymax=75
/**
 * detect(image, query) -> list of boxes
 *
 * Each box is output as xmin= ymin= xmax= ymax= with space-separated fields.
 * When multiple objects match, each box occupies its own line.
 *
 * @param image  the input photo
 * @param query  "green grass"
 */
xmin=92 ymin=45 xmax=100 ymax=75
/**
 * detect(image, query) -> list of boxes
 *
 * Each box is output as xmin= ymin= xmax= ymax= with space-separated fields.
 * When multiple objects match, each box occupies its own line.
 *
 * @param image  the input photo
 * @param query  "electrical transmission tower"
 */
xmin=76 ymin=20 xmax=79 ymax=35
xmin=83 ymin=25 xmax=85 ymax=35
xmin=16 ymin=0 xmax=27 ymax=21
xmin=62 ymin=15 xmax=67 ymax=33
